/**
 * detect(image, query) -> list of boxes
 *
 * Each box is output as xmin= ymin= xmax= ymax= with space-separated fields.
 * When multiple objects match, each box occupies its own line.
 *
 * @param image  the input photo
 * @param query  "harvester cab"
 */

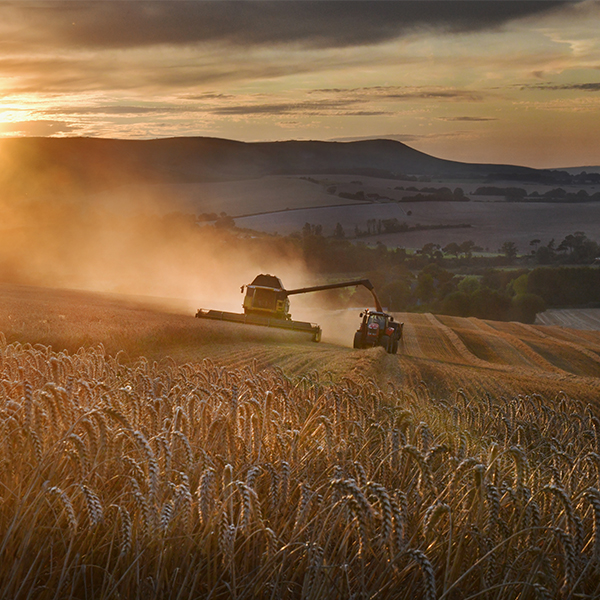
xmin=241 ymin=274 xmax=291 ymax=319
xmin=353 ymin=310 xmax=403 ymax=354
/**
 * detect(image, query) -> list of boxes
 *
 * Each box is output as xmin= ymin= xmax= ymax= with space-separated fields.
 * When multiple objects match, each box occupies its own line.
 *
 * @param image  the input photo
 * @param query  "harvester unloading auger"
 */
xmin=196 ymin=274 xmax=401 ymax=348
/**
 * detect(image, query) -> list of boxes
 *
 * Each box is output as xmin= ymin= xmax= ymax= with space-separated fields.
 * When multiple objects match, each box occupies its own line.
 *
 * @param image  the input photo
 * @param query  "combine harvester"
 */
xmin=196 ymin=274 xmax=402 ymax=352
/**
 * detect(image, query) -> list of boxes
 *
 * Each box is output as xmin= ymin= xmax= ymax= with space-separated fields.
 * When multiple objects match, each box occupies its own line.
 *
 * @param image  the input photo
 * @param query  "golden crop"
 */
xmin=1 ymin=333 xmax=600 ymax=599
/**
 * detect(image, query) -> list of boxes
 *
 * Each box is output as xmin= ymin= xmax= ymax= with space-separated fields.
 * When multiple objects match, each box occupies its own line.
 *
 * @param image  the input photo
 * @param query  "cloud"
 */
xmin=343 ymin=111 xmax=391 ymax=117
xmin=45 ymin=106 xmax=184 ymax=116
xmin=0 ymin=1 xmax=574 ymax=52
xmin=0 ymin=120 xmax=77 ymax=136
xmin=210 ymin=99 xmax=363 ymax=116
xmin=384 ymin=90 xmax=486 ymax=102
xmin=437 ymin=116 xmax=499 ymax=121
xmin=0 ymin=55 xmax=156 ymax=94
xmin=181 ymin=93 xmax=235 ymax=101
xmin=313 ymin=85 xmax=490 ymax=102
xmin=525 ymin=82 xmax=600 ymax=91
xmin=204 ymin=87 xmax=487 ymax=118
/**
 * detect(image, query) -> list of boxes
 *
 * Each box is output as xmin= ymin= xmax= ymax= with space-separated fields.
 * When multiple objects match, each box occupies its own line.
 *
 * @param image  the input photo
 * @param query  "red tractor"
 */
xmin=353 ymin=309 xmax=403 ymax=354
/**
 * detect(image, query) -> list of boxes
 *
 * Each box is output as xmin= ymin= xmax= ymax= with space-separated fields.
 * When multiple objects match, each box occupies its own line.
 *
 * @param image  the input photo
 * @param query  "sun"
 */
xmin=0 ymin=107 xmax=24 ymax=138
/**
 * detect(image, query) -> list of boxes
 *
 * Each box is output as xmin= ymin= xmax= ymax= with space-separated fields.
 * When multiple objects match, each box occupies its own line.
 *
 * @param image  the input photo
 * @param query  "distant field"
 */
xmin=90 ymin=175 xmax=367 ymax=217
xmin=90 ymin=174 xmax=600 ymax=251
xmin=237 ymin=199 xmax=600 ymax=251
xmin=536 ymin=307 xmax=600 ymax=330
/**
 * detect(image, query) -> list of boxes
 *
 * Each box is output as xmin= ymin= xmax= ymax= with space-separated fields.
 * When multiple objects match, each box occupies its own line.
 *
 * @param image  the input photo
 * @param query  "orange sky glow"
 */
xmin=0 ymin=1 xmax=599 ymax=168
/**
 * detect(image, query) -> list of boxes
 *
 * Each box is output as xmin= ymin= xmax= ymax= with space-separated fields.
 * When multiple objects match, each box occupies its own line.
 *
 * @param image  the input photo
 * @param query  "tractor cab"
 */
xmin=366 ymin=312 xmax=388 ymax=330
xmin=354 ymin=310 xmax=403 ymax=353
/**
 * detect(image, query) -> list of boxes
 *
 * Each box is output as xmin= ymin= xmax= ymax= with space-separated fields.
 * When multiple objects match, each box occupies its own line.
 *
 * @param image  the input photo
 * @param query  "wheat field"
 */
xmin=3 ymin=284 xmax=600 ymax=598
xmin=3 ymin=334 xmax=600 ymax=598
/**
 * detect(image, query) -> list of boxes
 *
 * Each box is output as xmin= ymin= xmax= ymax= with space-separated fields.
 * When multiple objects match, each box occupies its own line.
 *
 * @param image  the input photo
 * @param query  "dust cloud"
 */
xmin=0 ymin=162 xmax=310 ymax=317
xmin=0 ymin=139 xmax=383 ymax=346
xmin=289 ymin=286 xmax=379 ymax=347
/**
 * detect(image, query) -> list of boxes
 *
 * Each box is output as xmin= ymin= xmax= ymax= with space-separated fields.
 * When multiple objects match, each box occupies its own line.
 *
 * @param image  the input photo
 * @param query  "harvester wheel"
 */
xmin=353 ymin=332 xmax=363 ymax=349
xmin=380 ymin=335 xmax=391 ymax=353
xmin=392 ymin=338 xmax=399 ymax=354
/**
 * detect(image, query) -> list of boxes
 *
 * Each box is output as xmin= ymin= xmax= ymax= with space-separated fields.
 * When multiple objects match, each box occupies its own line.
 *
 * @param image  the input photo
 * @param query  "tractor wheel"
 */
xmin=380 ymin=335 xmax=391 ymax=353
xmin=353 ymin=332 xmax=363 ymax=349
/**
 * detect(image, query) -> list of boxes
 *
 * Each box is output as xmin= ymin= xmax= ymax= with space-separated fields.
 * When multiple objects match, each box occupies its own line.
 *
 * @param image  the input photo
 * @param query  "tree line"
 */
xmin=155 ymin=214 xmax=600 ymax=324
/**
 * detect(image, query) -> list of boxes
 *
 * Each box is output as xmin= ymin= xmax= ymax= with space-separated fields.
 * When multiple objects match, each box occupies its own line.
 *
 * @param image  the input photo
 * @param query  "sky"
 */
xmin=0 ymin=1 xmax=599 ymax=168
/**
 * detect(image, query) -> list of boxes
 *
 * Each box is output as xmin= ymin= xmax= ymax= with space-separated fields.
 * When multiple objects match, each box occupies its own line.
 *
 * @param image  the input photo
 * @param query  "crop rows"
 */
xmin=2 ymin=333 xmax=600 ymax=598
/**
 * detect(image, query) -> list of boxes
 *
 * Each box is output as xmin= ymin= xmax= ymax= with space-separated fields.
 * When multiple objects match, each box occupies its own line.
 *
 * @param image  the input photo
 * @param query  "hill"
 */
xmin=0 ymin=136 xmax=546 ymax=199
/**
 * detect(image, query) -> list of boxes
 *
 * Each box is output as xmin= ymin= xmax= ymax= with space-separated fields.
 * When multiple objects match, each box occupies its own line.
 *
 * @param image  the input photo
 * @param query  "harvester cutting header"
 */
xmin=196 ymin=274 xmax=402 ymax=352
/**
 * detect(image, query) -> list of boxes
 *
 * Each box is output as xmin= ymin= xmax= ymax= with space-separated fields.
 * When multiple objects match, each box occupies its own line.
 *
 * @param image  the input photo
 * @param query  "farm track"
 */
xmin=1 ymin=282 xmax=600 ymax=403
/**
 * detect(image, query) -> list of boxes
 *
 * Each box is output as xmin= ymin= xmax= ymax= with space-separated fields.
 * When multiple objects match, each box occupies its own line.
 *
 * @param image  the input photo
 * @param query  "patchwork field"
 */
xmin=237 ymin=197 xmax=600 ymax=252
xmin=90 ymin=175 xmax=367 ymax=218
xmin=89 ymin=174 xmax=600 ymax=251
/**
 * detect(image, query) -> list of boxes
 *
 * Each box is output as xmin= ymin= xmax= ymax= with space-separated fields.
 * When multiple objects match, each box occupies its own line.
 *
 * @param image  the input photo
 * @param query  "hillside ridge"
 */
xmin=0 ymin=136 xmax=545 ymax=197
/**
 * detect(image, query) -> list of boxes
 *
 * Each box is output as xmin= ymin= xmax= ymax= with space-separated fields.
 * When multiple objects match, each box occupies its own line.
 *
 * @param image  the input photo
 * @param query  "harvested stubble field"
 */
xmin=536 ymin=309 xmax=600 ymax=332
xmin=3 ymin=283 xmax=600 ymax=598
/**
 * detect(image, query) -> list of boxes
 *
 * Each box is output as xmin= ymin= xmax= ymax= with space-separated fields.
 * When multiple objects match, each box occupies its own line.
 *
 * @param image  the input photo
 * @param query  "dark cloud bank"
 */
xmin=9 ymin=1 xmax=573 ymax=50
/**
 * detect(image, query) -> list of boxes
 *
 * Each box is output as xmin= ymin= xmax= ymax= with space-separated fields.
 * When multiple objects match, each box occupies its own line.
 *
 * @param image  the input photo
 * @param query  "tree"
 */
xmin=381 ymin=279 xmax=411 ymax=311
xmin=500 ymin=241 xmax=518 ymax=264
xmin=458 ymin=276 xmax=480 ymax=295
xmin=459 ymin=240 xmax=476 ymax=259
xmin=557 ymin=231 xmax=599 ymax=263
xmin=544 ymin=188 xmax=567 ymax=199
xmin=505 ymin=188 xmax=527 ymax=201
xmin=511 ymin=273 xmax=528 ymax=296
xmin=511 ymin=293 xmax=546 ymax=323
xmin=334 ymin=223 xmax=345 ymax=238
xmin=535 ymin=244 xmax=556 ymax=265
xmin=471 ymin=288 xmax=511 ymax=320
xmin=529 ymin=239 xmax=541 ymax=254
xmin=443 ymin=242 xmax=461 ymax=258
xmin=441 ymin=291 xmax=471 ymax=317
xmin=415 ymin=272 xmax=435 ymax=302
xmin=421 ymin=243 xmax=442 ymax=261
xmin=215 ymin=213 xmax=235 ymax=228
